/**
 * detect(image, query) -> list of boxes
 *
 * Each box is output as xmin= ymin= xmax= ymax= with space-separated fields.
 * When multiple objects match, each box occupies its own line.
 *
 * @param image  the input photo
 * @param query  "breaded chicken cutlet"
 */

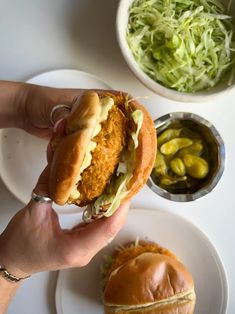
xmin=76 ymin=105 xmax=128 ymax=206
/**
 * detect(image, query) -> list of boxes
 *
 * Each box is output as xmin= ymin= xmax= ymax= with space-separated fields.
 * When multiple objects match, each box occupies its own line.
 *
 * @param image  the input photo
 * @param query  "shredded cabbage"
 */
xmin=95 ymin=173 xmax=131 ymax=217
xmin=127 ymin=0 xmax=235 ymax=92
xmin=117 ymin=161 xmax=128 ymax=174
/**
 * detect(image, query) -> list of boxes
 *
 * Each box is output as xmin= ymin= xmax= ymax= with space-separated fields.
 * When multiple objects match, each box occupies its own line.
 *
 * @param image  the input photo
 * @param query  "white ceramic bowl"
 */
xmin=116 ymin=0 xmax=235 ymax=102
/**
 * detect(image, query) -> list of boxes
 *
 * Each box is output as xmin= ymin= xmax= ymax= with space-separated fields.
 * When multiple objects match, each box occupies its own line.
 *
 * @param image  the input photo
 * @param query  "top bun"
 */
xmin=103 ymin=241 xmax=196 ymax=314
xmin=104 ymin=252 xmax=195 ymax=306
xmin=49 ymin=91 xmax=157 ymax=220
xmin=50 ymin=91 xmax=101 ymax=205
xmin=122 ymin=96 xmax=157 ymax=199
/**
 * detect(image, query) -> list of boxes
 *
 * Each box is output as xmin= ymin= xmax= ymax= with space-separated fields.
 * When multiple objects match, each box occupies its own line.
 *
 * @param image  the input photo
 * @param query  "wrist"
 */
xmin=0 ymin=272 xmax=21 ymax=287
xmin=12 ymin=82 xmax=31 ymax=129
xmin=0 ymin=237 xmax=31 ymax=279
xmin=0 ymin=265 xmax=30 ymax=283
xmin=0 ymin=272 xmax=21 ymax=314
xmin=0 ymin=81 xmax=29 ymax=129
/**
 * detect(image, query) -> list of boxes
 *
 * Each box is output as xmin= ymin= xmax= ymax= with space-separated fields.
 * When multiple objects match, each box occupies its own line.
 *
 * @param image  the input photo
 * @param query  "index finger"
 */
xmin=68 ymin=202 xmax=130 ymax=261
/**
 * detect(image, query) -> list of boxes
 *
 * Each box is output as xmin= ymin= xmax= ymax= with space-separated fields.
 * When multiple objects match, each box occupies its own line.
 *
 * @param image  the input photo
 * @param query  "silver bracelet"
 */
xmin=0 ymin=265 xmax=30 ymax=283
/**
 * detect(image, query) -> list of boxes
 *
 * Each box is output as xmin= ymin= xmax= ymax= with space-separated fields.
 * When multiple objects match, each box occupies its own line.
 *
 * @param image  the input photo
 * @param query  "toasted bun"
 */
xmin=49 ymin=91 xmax=156 ymax=209
xmin=121 ymin=98 xmax=156 ymax=201
xmin=103 ymin=240 xmax=195 ymax=314
xmin=104 ymin=252 xmax=195 ymax=308
xmin=49 ymin=91 xmax=100 ymax=205
xmin=104 ymin=298 xmax=195 ymax=314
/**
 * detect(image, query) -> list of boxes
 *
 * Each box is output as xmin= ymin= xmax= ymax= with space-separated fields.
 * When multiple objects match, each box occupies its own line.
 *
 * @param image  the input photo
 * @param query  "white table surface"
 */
xmin=0 ymin=0 xmax=234 ymax=313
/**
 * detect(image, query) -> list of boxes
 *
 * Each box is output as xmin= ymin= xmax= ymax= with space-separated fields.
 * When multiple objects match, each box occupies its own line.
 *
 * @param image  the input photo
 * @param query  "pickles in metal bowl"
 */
xmin=154 ymin=125 xmax=209 ymax=187
xmin=148 ymin=112 xmax=225 ymax=202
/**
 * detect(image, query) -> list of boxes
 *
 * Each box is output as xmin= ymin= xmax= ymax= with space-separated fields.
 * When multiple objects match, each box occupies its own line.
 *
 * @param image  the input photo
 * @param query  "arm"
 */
xmin=0 ymin=277 xmax=20 ymax=314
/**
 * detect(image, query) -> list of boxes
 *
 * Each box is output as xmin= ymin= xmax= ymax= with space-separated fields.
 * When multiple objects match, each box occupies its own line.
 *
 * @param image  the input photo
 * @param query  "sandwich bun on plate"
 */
xmin=49 ymin=91 xmax=156 ymax=222
xmin=102 ymin=241 xmax=196 ymax=314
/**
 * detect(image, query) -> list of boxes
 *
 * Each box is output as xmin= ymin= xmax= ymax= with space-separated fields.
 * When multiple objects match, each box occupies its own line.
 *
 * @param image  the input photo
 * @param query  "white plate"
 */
xmin=55 ymin=209 xmax=228 ymax=314
xmin=0 ymin=69 xmax=111 ymax=214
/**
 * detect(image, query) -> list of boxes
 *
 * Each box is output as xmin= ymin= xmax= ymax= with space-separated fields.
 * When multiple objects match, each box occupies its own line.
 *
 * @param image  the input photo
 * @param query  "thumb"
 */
xmin=34 ymin=165 xmax=50 ymax=196
xmin=28 ymin=165 xmax=53 ymax=216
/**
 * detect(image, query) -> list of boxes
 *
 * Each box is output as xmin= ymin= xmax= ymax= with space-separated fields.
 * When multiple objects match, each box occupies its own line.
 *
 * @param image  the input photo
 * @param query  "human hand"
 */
xmin=0 ymin=166 xmax=129 ymax=278
xmin=0 ymin=80 xmax=129 ymax=138
xmin=18 ymin=83 xmax=84 ymax=138
xmin=18 ymin=83 xmax=128 ymax=139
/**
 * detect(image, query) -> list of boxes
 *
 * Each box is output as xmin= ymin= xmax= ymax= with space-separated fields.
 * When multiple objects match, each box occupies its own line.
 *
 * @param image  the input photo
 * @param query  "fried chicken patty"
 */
xmin=75 ymin=105 xmax=127 ymax=206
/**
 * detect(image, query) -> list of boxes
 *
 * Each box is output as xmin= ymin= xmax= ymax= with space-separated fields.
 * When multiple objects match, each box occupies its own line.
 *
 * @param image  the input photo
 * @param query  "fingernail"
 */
xmin=47 ymin=142 xmax=53 ymax=162
xmin=106 ymin=237 xmax=114 ymax=245
xmin=53 ymin=119 xmax=66 ymax=136
xmin=53 ymin=118 xmax=64 ymax=132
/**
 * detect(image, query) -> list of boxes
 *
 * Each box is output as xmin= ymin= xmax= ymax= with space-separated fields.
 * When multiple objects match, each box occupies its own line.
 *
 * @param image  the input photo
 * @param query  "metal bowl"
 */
xmin=147 ymin=112 xmax=225 ymax=202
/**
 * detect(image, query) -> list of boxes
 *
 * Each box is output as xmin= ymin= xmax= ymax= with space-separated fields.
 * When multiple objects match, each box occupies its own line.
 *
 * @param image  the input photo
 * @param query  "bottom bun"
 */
xmin=105 ymin=297 xmax=195 ymax=314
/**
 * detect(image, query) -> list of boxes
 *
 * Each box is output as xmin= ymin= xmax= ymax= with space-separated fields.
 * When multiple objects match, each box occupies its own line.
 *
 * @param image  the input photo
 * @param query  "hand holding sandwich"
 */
xmin=0 ymin=164 xmax=129 ymax=313
xmin=0 ymin=166 xmax=129 ymax=277
xmin=0 ymin=80 xmax=84 ymax=137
